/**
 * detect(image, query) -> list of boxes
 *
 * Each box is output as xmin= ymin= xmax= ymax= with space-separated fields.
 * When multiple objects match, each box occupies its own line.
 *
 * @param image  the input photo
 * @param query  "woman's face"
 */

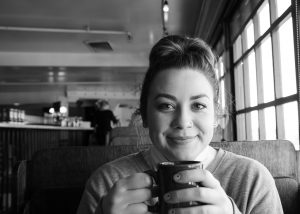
xmin=146 ymin=68 xmax=216 ymax=161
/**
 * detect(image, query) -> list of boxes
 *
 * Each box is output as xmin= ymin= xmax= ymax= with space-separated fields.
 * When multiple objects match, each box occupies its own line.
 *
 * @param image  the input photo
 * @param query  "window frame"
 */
xmin=227 ymin=0 xmax=300 ymax=149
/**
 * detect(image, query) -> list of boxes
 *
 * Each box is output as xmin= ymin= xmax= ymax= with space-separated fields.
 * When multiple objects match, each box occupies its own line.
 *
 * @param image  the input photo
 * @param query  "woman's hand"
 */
xmin=101 ymin=173 xmax=153 ymax=214
xmin=164 ymin=169 xmax=233 ymax=214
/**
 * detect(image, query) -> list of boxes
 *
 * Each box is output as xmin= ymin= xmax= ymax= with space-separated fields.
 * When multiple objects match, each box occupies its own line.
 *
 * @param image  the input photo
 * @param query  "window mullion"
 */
xmin=292 ymin=0 xmax=300 ymax=149
xmin=269 ymin=0 xmax=277 ymax=23
xmin=255 ymin=41 xmax=266 ymax=139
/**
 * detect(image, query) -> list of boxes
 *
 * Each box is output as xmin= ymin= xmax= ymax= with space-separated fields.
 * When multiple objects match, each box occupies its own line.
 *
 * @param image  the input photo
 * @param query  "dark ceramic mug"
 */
xmin=145 ymin=161 xmax=203 ymax=213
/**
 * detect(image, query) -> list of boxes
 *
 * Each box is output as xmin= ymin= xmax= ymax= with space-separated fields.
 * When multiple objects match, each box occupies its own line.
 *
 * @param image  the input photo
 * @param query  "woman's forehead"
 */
xmin=148 ymin=68 xmax=214 ymax=99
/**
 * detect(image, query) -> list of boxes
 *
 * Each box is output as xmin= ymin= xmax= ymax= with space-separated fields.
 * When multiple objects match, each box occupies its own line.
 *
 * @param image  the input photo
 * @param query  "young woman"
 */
xmin=77 ymin=35 xmax=283 ymax=214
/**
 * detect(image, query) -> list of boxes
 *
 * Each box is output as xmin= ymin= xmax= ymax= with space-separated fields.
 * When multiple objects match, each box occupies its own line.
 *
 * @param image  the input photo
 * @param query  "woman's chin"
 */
xmin=165 ymin=144 xmax=208 ymax=161
xmin=166 ymin=151 xmax=198 ymax=161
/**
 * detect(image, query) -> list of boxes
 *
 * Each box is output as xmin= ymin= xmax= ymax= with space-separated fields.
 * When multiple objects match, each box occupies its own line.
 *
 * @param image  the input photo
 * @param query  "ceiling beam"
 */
xmin=0 ymin=52 xmax=148 ymax=67
xmin=0 ymin=26 xmax=132 ymax=40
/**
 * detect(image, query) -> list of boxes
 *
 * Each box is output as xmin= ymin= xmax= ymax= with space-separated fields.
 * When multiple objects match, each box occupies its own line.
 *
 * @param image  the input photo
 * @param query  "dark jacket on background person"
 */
xmin=94 ymin=109 xmax=118 ymax=146
xmin=94 ymin=109 xmax=118 ymax=132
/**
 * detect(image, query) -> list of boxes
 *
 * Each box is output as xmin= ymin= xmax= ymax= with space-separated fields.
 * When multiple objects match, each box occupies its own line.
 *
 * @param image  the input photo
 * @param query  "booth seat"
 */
xmin=13 ymin=140 xmax=299 ymax=214
xmin=110 ymin=126 xmax=138 ymax=139
xmin=110 ymin=126 xmax=149 ymax=140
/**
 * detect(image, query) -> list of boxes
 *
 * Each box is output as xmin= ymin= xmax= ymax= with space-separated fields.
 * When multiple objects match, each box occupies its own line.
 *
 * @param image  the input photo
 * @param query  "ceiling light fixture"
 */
xmin=162 ymin=0 xmax=169 ymax=36
xmin=0 ymin=25 xmax=132 ymax=40
xmin=163 ymin=0 xmax=169 ymax=12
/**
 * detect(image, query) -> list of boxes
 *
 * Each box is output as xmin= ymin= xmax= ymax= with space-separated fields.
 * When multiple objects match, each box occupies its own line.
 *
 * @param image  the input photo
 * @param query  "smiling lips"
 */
xmin=167 ymin=136 xmax=197 ymax=144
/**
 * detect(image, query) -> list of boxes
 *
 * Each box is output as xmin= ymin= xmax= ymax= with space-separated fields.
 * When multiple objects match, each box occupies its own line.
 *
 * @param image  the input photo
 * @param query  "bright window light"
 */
xmin=263 ymin=106 xmax=277 ymax=139
xmin=237 ymin=114 xmax=246 ymax=140
xmin=246 ymin=51 xmax=257 ymax=107
xmin=234 ymin=63 xmax=245 ymax=110
xmin=260 ymin=36 xmax=275 ymax=102
xmin=233 ymin=35 xmax=242 ymax=62
xmin=219 ymin=56 xmax=224 ymax=76
xmin=282 ymin=101 xmax=299 ymax=150
xmin=220 ymin=79 xmax=226 ymax=110
xmin=278 ymin=16 xmax=296 ymax=97
xmin=248 ymin=110 xmax=259 ymax=140
xmin=244 ymin=20 xmax=254 ymax=51
xmin=258 ymin=2 xmax=270 ymax=36
xmin=276 ymin=0 xmax=291 ymax=18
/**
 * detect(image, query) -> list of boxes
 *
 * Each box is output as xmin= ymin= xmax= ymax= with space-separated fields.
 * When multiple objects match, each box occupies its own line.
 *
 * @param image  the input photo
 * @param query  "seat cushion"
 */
xmin=275 ymin=177 xmax=299 ymax=214
xmin=29 ymin=145 xmax=151 ymax=191
xmin=211 ymin=140 xmax=297 ymax=178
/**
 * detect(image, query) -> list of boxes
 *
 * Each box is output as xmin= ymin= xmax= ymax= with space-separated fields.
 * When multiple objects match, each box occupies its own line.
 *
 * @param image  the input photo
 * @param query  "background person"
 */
xmin=93 ymin=99 xmax=119 ymax=146
xmin=77 ymin=35 xmax=283 ymax=214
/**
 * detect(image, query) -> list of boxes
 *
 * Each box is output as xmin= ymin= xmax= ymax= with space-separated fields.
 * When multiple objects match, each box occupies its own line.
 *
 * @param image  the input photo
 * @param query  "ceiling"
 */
xmin=0 ymin=0 xmax=235 ymax=103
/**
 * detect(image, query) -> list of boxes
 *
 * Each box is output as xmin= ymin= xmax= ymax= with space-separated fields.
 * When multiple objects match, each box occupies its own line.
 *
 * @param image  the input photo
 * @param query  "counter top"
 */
xmin=0 ymin=122 xmax=93 ymax=130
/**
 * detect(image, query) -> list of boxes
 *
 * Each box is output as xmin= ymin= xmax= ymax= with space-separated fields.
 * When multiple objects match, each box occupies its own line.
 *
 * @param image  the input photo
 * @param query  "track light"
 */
xmin=162 ymin=0 xmax=169 ymax=36
xmin=163 ymin=0 xmax=169 ymax=12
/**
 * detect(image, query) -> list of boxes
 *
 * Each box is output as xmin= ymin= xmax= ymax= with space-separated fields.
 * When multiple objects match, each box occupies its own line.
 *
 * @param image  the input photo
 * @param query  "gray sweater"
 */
xmin=77 ymin=148 xmax=283 ymax=214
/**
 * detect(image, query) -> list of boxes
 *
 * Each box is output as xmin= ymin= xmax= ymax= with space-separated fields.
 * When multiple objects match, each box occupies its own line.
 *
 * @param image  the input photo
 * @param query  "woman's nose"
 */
xmin=171 ymin=108 xmax=193 ymax=129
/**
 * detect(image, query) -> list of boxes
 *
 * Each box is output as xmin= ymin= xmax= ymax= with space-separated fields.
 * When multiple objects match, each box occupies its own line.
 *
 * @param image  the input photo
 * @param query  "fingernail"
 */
xmin=173 ymin=173 xmax=181 ymax=181
xmin=164 ymin=193 xmax=171 ymax=201
xmin=169 ymin=209 xmax=175 ymax=214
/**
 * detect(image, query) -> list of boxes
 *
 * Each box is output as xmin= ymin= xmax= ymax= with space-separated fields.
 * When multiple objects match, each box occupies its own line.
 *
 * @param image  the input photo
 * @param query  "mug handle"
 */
xmin=144 ymin=170 xmax=159 ymax=213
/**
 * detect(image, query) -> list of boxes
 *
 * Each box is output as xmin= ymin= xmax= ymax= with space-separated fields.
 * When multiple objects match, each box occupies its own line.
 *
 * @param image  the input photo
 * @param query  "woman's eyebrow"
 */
xmin=154 ymin=93 xmax=176 ymax=101
xmin=190 ymin=94 xmax=209 ymax=100
xmin=154 ymin=94 xmax=210 ymax=101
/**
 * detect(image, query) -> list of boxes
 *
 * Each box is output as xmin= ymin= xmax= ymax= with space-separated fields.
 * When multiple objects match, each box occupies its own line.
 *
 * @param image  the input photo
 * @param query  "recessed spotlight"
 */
xmin=163 ymin=0 xmax=169 ymax=12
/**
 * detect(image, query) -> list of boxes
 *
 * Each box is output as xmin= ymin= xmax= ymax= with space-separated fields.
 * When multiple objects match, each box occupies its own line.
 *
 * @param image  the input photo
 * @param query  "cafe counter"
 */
xmin=0 ymin=122 xmax=93 ymax=160
xmin=0 ymin=122 xmax=93 ymax=130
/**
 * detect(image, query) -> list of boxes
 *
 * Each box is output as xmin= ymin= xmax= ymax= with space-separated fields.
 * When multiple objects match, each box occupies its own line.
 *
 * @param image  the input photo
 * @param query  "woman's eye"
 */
xmin=192 ymin=103 xmax=206 ymax=111
xmin=157 ymin=103 xmax=175 ymax=111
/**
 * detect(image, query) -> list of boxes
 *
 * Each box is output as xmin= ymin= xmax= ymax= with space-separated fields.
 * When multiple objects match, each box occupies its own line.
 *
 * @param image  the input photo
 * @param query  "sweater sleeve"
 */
xmin=212 ymin=151 xmax=284 ymax=214
xmin=228 ymin=197 xmax=242 ymax=214
xmin=76 ymin=166 xmax=114 ymax=214
xmin=77 ymin=161 xmax=131 ymax=214
xmin=77 ymin=152 xmax=150 ymax=214
xmin=244 ymin=163 xmax=283 ymax=214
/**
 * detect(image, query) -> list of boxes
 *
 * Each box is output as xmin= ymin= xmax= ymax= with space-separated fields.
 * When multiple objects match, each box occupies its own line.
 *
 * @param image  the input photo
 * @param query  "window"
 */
xmin=246 ymin=110 xmax=259 ymax=140
xmin=237 ymin=114 xmax=246 ymax=140
xmin=259 ymin=36 xmax=275 ymax=103
xmin=281 ymin=102 xmax=299 ymax=147
xmin=230 ymin=0 xmax=299 ymax=149
xmin=244 ymin=51 xmax=257 ymax=107
xmin=233 ymin=35 xmax=242 ymax=62
xmin=216 ymin=56 xmax=226 ymax=109
xmin=263 ymin=106 xmax=277 ymax=140
xmin=243 ymin=21 xmax=255 ymax=50
xmin=215 ymin=55 xmax=230 ymax=140
xmin=277 ymin=16 xmax=296 ymax=97
xmin=258 ymin=1 xmax=270 ymax=36
xmin=234 ymin=63 xmax=245 ymax=111
xmin=275 ymin=0 xmax=291 ymax=18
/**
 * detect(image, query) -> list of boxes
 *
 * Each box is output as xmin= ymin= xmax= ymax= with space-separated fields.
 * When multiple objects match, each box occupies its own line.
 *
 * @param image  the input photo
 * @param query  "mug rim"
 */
xmin=159 ymin=161 xmax=202 ymax=166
